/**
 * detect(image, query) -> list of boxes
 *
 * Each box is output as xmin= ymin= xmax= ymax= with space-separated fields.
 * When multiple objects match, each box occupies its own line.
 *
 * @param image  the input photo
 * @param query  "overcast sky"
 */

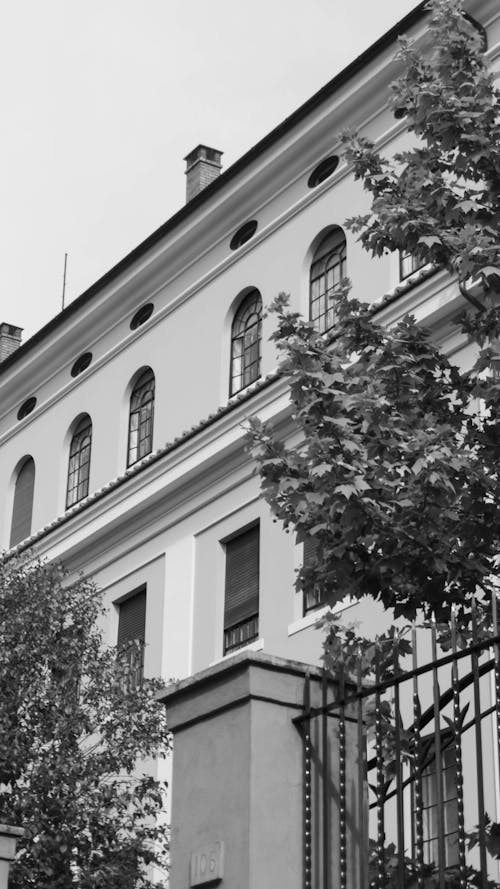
xmin=0 ymin=0 xmax=420 ymax=342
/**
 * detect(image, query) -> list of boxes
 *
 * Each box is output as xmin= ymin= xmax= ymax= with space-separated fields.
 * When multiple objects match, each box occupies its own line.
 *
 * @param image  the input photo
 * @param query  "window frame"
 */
xmin=66 ymin=416 xmax=92 ymax=508
xmin=302 ymin=536 xmax=325 ymax=614
xmin=127 ymin=369 xmax=155 ymax=467
xmin=17 ymin=396 xmax=37 ymax=421
xmin=10 ymin=456 xmax=35 ymax=547
xmin=229 ymin=220 xmax=258 ymax=251
xmin=70 ymin=352 xmax=92 ymax=378
xmin=399 ymin=249 xmax=425 ymax=281
xmin=412 ymin=732 xmax=460 ymax=871
xmin=116 ymin=586 xmax=147 ymax=690
xmin=307 ymin=155 xmax=339 ymax=188
xmin=309 ymin=228 xmax=347 ymax=334
xmin=223 ymin=522 xmax=260 ymax=655
xmin=230 ymin=290 xmax=263 ymax=396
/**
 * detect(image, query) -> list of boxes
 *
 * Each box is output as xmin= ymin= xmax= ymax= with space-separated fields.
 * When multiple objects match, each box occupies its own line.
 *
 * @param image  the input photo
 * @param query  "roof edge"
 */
xmin=0 ymin=1 xmax=428 ymax=377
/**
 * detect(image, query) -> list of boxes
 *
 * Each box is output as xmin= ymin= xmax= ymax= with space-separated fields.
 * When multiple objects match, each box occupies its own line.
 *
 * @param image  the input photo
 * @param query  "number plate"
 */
xmin=189 ymin=840 xmax=224 ymax=886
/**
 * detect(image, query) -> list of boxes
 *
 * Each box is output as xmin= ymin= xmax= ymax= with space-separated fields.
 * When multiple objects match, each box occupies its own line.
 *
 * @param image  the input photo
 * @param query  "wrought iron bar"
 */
xmin=412 ymin=625 xmax=425 ymax=889
xmin=450 ymin=608 xmax=467 ymax=889
xmin=322 ymin=674 xmax=330 ymax=889
xmin=293 ymin=634 xmax=500 ymax=724
xmin=369 ymin=701 xmax=496 ymax=809
xmin=375 ymin=650 xmax=386 ymax=889
xmin=471 ymin=599 xmax=488 ymax=887
xmin=296 ymin=622 xmax=500 ymax=887
xmin=366 ymin=657 xmax=495 ymax=780
xmin=492 ymin=594 xmax=500 ymax=799
xmin=339 ymin=662 xmax=347 ymax=889
xmin=431 ymin=617 xmax=446 ymax=889
xmin=303 ymin=673 xmax=312 ymax=889
xmin=357 ymin=654 xmax=366 ymax=889
xmin=393 ymin=641 xmax=406 ymax=889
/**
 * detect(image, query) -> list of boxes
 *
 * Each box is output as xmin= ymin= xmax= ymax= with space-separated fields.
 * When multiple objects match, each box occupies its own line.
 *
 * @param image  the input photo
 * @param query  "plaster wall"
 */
xmin=0 ymin=169 xmax=384 ymax=550
xmin=1 ymin=6 xmax=499 ymax=866
xmin=164 ymin=654 xmax=364 ymax=889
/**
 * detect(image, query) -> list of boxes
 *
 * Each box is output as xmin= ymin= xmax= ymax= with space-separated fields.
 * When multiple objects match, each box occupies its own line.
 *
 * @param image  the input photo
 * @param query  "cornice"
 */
xmin=1 ymin=373 xmax=289 ymax=562
xmin=0 ymin=105 xmax=414 ymax=435
xmin=2 ymin=262 xmax=469 ymax=564
xmin=2 ymin=0 xmax=496 ymax=411
xmin=373 ymin=266 xmax=467 ymax=338
xmin=0 ymin=3 xmax=432 ymax=395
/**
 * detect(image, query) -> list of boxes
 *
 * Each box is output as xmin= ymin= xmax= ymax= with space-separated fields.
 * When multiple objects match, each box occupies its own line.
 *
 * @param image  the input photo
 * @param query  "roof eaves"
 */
xmin=1 ymin=372 xmax=280 ymax=561
xmin=1 ymin=261 xmax=446 ymax=562
xmin=0 ymin=1 xmax=428 ymax=378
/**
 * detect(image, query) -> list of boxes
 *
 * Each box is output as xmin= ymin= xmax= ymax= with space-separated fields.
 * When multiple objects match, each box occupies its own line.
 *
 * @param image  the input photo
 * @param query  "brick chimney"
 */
xmin=0 ymin=323 xmax=23 ymax=362
xmin=184 ymin=145 xmax=223 ymax=203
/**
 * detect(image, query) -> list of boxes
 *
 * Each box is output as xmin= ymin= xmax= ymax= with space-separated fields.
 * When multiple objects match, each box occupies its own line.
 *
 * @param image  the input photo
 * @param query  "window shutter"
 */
xmin=303 ymin=536 xmax=324 ymax=612
xmin=303 ymin=536 xmax=318 ymax=568
xmin=224 ymin=525 xmax=259 ymax=630
xmin=118 ymin=589 xmax=146 ymax=647
xmin=10 ymin=457 xmax=35 ymax=547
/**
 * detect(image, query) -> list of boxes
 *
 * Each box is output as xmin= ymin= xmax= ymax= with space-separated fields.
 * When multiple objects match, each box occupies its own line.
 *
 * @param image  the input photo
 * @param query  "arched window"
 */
xmin=309 ymin=228 xmax=347 ymax=334
xmin=10 ymin=457 xmax=35 ymax=546
xmin=66 ymin=416 xmax=92 ymax=508
xmin=230 ymin=290 xmax=262 ymax=396
xmin=128 ymin=369 xmax=155 ymax=467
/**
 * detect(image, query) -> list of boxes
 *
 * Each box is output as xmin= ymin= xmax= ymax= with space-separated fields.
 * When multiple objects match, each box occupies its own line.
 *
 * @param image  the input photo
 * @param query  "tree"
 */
xmin=247 ymin=1 xmax=500 ymax=881
xmin=247 ymin=0 xmax=500 ymax=642
xmin=0 ymin=558 xmax=170 ymax=889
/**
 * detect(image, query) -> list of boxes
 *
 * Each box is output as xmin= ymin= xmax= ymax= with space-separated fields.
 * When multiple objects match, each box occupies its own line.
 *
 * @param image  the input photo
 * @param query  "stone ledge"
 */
xmin=159 ymin=651 xmax=334 ymax=733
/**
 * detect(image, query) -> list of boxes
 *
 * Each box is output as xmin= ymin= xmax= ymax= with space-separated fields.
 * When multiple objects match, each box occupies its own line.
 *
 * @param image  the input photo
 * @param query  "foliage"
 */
xmin=247 ymin=0 xmax=500 ymax=878
xmin=368 ymin=839 xmax=499 ymax=889
xmin=248 ymin=288 xmax=500 ymax=626
xmin=0 ymin=558 xmax=170 ymax=889
xmin=343 ymin=0 xmax=500 ymax=306
xmin=247 ymin=0 xmax=500 ymax=633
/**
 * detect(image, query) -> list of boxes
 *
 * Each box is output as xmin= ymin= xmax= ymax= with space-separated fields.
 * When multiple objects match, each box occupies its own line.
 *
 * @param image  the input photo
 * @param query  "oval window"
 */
xmin=130 ymin=303 xmax=154 ymax=330
xmin=71 ymin=352 xmax=93 ymax=378
xmin=229 ymin=220 xmax=258 ymax=251
xmin=307 ymin=156 xmax=339 ymax=188
xmin=17 ymin=397 xmax=37 ymax=421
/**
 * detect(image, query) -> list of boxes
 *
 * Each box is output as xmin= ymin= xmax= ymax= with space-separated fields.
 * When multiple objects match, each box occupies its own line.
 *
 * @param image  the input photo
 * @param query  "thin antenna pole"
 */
xmin=61 ymin=253 xmax=68 ymax=310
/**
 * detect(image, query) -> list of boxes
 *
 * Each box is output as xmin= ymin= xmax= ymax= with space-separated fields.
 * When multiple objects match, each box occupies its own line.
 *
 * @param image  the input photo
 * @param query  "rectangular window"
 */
xmin=303 ymin=537 xmax=325 ymax=613
xmin=416 ymin=736 xmax=459 ymax=870
xmin=400 ymin=250 xmax=425 ymax=280
xmin=117 ymin=587 xmax=146 ymax=689
xmin=223 ymin=524 xmax=259 ymax=654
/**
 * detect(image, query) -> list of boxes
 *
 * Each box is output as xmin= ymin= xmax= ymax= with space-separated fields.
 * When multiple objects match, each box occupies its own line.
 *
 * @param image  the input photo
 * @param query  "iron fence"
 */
xmin=294 ymin=606 xmax=500 ymax=889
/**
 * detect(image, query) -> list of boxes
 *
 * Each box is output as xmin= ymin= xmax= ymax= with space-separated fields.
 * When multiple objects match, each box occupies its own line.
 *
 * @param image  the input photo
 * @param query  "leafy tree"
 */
xmin=247 ymin=0 xmax=500 ymax=639
xmin=0 ymin=558 xmax=170 ymax=889
xmin=247 ymin=0 xmax=500 ymax=882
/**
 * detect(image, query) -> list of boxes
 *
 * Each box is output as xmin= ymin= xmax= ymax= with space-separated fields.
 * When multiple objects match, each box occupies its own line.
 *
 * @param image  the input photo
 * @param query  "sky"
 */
xmin=0 ymin=0 xmax=420 ymax=342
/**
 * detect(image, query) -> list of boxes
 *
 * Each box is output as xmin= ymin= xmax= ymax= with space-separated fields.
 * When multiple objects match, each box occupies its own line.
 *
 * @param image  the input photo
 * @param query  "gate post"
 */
xmin=0 ymin=825 xmax=23 ymax=889
xmin=160 ymin=651 xmax=364 ymax=889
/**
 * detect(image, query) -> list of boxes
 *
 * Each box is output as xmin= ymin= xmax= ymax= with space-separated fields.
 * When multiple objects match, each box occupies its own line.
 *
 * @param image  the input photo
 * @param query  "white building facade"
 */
xmin=1 ymin=2 xmax=500 ymax=869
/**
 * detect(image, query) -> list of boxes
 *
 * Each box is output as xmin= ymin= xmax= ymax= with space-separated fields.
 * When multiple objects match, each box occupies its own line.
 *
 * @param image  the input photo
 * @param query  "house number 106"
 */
xmin=189 ymin=840 xmax=224 ymax=886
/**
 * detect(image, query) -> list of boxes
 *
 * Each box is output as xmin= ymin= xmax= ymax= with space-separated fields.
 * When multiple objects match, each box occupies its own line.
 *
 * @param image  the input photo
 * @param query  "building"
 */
xmin=1 ymin=0 xmax=500 ymax=883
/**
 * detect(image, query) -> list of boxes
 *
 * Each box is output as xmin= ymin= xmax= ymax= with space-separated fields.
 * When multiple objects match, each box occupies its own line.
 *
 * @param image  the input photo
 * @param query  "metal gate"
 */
xmin=294 ymin=605 xmax=500 ymax=889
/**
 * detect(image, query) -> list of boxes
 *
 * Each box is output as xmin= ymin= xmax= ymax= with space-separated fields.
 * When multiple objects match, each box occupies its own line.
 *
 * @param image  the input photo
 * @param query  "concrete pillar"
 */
xmin=0 ymin=825 xmax=23 ymax=889
xmin=161 ymin=651 xmax=364 ymax=889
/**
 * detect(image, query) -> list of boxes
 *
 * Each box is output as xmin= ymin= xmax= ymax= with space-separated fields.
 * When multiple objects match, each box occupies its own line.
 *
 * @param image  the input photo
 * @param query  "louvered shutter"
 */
xmin=303 ymin=536 xmax=318 ymax=568
xmin=224 ymin=525 xmax=259 ymax=630
xmin=118 ymin=589 xmax=146 ymax=647
xmin=303 ymin=536 xmax=324 ymax=612
xmin=10 ymin=457 xmax=35 ymax=547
